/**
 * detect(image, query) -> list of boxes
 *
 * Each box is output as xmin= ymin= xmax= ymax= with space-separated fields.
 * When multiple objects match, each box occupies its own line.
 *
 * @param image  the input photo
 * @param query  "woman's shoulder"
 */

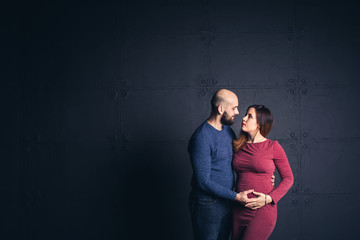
xmin=265 ymin=139 xmax=281 ymax=147
xmin=266 ymin=139 xmax=285 ymax=152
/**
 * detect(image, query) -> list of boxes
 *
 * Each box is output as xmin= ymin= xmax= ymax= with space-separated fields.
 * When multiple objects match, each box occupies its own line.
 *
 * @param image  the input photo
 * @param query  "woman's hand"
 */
xmin=244 ymin=191 xmax=273 ymax=210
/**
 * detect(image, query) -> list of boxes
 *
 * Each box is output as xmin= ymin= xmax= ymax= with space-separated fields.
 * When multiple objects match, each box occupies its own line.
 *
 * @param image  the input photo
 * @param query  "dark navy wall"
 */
xmin=3 ymin=1 xmax=360 ymax=239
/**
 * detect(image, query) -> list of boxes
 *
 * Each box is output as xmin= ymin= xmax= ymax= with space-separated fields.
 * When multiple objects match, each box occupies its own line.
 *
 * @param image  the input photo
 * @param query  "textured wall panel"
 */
xmin=0 ymin=145 xmax=18 ymax=240
xmin=121 ymin=4 xmax=207 ymax=35
xmin=122 ymin=89 xmax=210 ymax=142
xmin=2 ymin=19 xmax=20 ymax=145
xmin=63 ymin=90 xmax=119 ymax=144
xmin=269 ymin=194 xmax=300 ymax=240
xmin=122 ymin=142 xmax=192 ymax=240
xmin=299 ymin=87 xmax=360 ymax=139
xmin=297 ymin=36 xmax=360 ymax=86
xmin=209 ymin=1 xmax=293 ymax=33
xmin=24 ymin=143 xmax=123 ymax=240
xmin=17 ymin=143 xmax=67 ymax=240
xmin=1 ymin=82 xmax=19 ymax=144
xmin=296 ymin=2 xmax=360 ymax=86
xmin=301 ymin=141 xmax=360 ymax=194
xmin=210 ymin=33 xmax=295 ymax=87
xmin=297 ymin=33 xmax=360 ymax=86
xmin=22 ymin=88 xmax=119 ymax=144
xmin=60 ymin=43 xmax=121 ymax=91
xmin=23 ymin=4 xmax=120 ymax=92
xmin=302 ymin=195 xmax=360 ymax=240
xmin=121 ymin=35 xmax=208 ymax=88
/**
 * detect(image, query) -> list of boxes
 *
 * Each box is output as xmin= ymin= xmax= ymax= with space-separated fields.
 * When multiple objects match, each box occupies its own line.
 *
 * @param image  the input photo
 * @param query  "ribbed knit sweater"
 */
xmin=188 ymin=121 xmax=237 ymax=200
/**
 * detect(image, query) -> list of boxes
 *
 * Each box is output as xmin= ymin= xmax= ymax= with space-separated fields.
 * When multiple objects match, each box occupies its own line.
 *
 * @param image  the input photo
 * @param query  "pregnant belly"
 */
xmin=235 ymin=172 xmax=274 ymax=198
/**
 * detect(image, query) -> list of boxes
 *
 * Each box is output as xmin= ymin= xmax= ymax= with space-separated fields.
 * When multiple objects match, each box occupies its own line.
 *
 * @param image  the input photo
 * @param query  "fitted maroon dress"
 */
xmin=232 ymin=139 xmax=294 ymax=240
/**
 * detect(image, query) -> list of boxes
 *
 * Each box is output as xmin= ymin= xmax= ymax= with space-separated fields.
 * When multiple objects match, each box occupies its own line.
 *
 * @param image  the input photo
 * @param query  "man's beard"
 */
xmin=221 ymin=111 xmax=234 ymax=126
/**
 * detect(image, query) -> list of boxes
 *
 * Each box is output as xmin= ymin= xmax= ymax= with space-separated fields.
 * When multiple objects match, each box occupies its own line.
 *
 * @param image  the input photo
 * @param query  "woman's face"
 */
xmin=242 ymin=107 xmax=259 ymax=133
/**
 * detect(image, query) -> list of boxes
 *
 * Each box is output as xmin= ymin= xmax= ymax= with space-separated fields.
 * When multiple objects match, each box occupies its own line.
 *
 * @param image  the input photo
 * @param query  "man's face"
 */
xmin=220 ymin=96 xmax=239 ymax=126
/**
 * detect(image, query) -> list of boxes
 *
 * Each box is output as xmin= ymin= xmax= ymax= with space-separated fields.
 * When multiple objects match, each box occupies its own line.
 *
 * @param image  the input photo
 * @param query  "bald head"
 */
xmin=211 ymin=89 xmax=238 ymax=114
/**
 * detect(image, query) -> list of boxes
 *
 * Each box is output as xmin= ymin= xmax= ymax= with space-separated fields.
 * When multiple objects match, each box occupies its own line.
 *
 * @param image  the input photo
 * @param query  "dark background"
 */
xmin=3 ymin=0 xmax=360 ymax=239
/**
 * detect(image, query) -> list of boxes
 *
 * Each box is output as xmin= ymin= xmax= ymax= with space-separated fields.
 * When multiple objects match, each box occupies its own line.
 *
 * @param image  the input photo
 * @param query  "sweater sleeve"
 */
xmin=189 ymin=134 xmax=237 ymax=200
xmin=268 ymin=141 xmax=294 ymax=205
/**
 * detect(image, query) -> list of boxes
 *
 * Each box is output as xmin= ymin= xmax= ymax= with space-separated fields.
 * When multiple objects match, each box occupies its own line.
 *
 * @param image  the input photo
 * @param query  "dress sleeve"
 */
xmin=189 ymin=134 xmax=237 ymax=200
xmin=268 ymin=141 xmax=294 ymax=205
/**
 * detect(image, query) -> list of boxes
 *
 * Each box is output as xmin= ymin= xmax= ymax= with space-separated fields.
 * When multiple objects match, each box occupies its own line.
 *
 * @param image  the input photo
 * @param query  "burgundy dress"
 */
xmin=232 ymin=139 xmax=294 ymax=240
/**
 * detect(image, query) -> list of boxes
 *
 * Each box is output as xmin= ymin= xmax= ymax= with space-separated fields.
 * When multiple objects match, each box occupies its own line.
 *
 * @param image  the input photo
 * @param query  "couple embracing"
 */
xmin=188 ymin=89 xmax=294 ymax=240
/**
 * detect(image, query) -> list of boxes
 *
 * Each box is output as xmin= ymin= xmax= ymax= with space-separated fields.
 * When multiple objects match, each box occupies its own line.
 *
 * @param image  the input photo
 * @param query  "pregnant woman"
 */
xmin=232 ymin=105 xmax=294 ymax=240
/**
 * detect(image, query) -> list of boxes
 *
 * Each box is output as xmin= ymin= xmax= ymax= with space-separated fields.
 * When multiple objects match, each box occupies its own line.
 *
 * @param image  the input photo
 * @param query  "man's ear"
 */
xmin=218 ymin=105 xmax=224 ymax=115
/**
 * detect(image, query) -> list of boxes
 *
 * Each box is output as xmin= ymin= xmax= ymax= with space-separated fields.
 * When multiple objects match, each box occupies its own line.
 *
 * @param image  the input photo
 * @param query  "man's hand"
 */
xmin=271 ymin=174 xmax=275 ymax=187
xmin=235 ymin=189 xmax=254 ymax=205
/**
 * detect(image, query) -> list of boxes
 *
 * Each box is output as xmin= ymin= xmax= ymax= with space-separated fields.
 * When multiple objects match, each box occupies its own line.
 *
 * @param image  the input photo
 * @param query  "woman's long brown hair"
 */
xmin=233 ymin=105 xmax=273 ymax=152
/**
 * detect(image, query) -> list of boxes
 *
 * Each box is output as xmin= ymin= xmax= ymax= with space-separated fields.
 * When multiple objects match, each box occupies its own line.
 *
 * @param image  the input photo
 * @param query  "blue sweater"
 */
xmin=188 ymin=121 xmax=237 ymax=200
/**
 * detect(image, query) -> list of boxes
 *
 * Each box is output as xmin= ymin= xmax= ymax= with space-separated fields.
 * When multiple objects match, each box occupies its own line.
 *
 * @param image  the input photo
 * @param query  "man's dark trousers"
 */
xmin=189 ymin=190 xmax=232 ymax=240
